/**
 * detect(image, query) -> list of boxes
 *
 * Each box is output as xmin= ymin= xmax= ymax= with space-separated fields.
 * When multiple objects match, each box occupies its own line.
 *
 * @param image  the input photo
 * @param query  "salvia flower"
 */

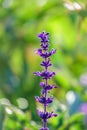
xmin=37 ymin=110 xmax=57 ymax=120
xmin=37 ymin=48 xmax=56 ymax=58
xmin=35 ymin=96 xmax=53 ymax=105
xmin=38 ymin=32 xmax=49 ymax=43
xmin=40 ymin=60 xmax=52 ymax=68
xmin=34 ymin=31 xmax=57 ymax=130
xmin=34 ymin=71 xmax=55 ymax=79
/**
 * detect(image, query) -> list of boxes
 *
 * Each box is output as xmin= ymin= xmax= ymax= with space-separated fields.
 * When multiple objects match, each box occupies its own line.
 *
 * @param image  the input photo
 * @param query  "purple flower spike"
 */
xmin=34 ymin=31 xmax=57 ymax=130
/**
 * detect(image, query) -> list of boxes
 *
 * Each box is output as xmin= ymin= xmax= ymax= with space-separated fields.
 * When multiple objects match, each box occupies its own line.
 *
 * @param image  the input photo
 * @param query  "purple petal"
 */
xmin=34 ymin=71 xmax=41 ymax=76
xmin=35 ymin=96 xmax=40 ymax=102
xmin=45 ymin=85 xmax=57 ymax=91
xmin=49 ymin=49 xmax=56 ymax=56
xmin=40 ymin=82 xmax=45 ymax=87
xmin=37 ymin=110 xmax=44 ymax=119
xmin=53 ymin=114 xmax=58 ymax=117
xmin=47 ymin=112 xmax=58 ymax=119
xmin=37 ymin=49 xmax=43 ymax=56
xmin=46 ymin=97 xmax=53 ymax=104
xmin=35 ymin=96 xmax=46 ymax=104
xmin=52 ymin=49 xmax=56 ymax=53
xmin=50 ymin=72 xmax=56 ymax=77
xmin=38 ymin=33 xmax=43 ymax=38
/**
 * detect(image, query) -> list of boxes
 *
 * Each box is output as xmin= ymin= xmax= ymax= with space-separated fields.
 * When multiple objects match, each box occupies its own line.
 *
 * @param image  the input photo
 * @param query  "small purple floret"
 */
xmin=35 ymin=96 xmax=53 ymax=105
xmin=40 ymin=71 xmax=55 ymax=79
xmin=34 ymin=71 xmax=55 ymax=79
xmin=37 ymin=110 xmax=57 ymax=120
xmin=40 ymin=82 xmax=45 ymax=87
xmin=41 ymin=60 xmax=52 ymax=68
xmin=38 ymin=32 xmax=49 ymax=43
xmin=45 ymin=85 xmax=57 ymax=91
xmin=37 ymin=49 xmax=56 ymax=58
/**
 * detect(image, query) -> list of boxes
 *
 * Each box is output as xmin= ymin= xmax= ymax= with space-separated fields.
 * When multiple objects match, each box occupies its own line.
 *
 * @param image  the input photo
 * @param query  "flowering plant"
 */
xmin=34 ymin=32 xmax=57 ymax=130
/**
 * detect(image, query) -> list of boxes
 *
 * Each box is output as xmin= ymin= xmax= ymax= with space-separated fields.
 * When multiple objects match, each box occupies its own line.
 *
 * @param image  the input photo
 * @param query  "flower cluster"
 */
xmin=34 ymin=32 xmax=57 ymax=130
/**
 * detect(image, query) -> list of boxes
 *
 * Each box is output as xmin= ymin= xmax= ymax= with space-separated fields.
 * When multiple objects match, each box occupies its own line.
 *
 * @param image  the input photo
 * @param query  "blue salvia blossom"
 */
xmin=34 ymin=32 xmax=57 ymax=130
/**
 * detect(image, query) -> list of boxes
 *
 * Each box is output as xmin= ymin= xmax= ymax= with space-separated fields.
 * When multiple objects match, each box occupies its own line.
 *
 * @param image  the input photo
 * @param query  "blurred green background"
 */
xmin=0 ymin=0 xmax=87 ymax=130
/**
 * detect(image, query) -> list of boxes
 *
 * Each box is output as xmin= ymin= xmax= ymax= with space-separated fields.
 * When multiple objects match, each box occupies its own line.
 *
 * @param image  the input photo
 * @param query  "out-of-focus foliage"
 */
xmin=0 ymin=0 xmax=87 ymax=129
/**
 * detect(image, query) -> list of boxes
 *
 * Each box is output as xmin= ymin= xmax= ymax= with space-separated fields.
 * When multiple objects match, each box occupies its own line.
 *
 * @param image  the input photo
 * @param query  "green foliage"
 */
xmin=0 ymin=0 xmax=87 ymax=129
